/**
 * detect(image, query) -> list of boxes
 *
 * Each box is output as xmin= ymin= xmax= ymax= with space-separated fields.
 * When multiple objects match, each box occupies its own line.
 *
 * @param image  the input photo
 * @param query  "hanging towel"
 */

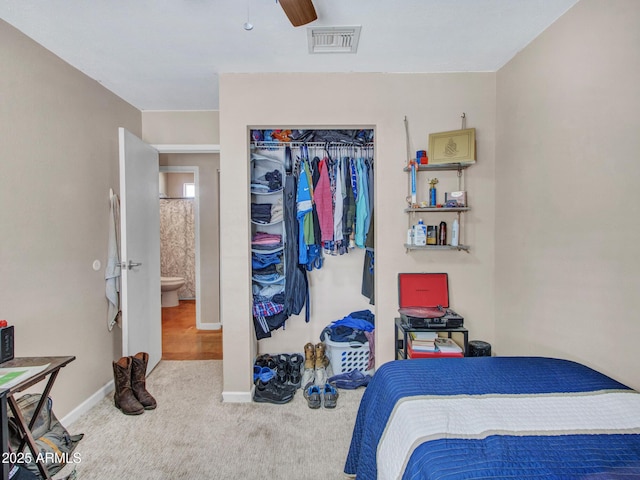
xmin=105 ymin=191 xmax=121 ymax=331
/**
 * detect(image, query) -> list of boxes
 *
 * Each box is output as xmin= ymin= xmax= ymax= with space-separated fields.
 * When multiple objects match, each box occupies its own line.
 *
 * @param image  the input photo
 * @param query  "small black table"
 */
xmin=395 ymin=317 xmax=468 ymax=359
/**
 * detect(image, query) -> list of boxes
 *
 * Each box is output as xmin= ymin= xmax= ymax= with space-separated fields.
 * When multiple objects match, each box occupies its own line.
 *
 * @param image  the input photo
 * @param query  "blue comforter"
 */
xmin=344 ymin=357 xmax=640 ymax=479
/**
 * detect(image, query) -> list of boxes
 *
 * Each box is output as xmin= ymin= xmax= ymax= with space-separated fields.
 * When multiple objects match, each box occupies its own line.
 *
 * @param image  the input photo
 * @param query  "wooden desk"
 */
xmin=2 ymin=356 xmax=75 ymax=480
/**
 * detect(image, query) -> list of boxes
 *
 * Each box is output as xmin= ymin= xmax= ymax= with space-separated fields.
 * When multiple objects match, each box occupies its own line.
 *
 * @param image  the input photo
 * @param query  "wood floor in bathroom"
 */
xmin=162 ymin=300 xmax=223 ymax=360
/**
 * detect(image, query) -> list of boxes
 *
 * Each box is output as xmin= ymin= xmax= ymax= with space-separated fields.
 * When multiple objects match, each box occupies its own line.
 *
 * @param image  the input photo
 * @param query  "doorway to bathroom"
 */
xmin=159 ymin=159 xmax=222 ymax=360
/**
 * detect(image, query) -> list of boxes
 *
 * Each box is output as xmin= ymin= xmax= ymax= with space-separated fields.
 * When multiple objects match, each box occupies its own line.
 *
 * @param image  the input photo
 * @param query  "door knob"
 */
xmin=121 ymin=260 xmax=142 ymax=270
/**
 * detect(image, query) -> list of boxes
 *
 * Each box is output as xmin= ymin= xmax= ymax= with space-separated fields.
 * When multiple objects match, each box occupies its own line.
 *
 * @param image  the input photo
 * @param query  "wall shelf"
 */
xmin=403 ymin=162 xmax=474 ymax=172
xmin=405 ymin=207 xmax=470 ymax=213
xmin=404 ymin=244 xmax=470 ymax=252
xmin=404 ymin=159 xmax=472 ymax=252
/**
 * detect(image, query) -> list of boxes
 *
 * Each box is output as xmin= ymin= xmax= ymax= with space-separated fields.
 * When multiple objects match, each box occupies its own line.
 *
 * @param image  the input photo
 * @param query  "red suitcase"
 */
xmin=397 ymin=273 xmax=464 ymax=329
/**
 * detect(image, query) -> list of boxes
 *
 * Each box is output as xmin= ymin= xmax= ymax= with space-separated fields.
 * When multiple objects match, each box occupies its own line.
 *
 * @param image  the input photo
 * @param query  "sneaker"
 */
xmin=274 ymin=353 xmax=290 ymax=382
xmin=303 ymin=384 xmax=322 ymax=409
xmin=255 ymin=354 xmax=277 ymax=369
xmin=327 ymin=369 xmax=371 ymax=390
xmin=323 ymin=383 xmax=339 ymax=409
xmin=253 ymin=380 xmax=294 ymax=404
xmin=270 ymin=377 xmax=297 ymax=395
xmin=288 ymin=353 xmax=304 ymax=388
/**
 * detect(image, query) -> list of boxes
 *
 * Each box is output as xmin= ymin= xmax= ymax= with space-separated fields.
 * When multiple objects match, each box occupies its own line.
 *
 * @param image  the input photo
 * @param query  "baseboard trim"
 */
xmin=61 ymin=380 xmax=115 ymax=426
xmin=222 ymin=389 xmax=253 ymax=403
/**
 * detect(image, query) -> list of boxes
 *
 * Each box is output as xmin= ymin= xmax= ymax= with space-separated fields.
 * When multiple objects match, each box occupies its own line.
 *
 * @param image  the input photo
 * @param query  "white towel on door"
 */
xmin=105 ymin=192 xmax=121 ymax=331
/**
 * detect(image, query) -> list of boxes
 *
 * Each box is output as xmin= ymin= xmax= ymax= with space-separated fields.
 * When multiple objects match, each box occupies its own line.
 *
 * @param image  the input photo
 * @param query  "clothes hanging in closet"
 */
xmin=251 ymin=130 xmax=375 ymax=339
xmin=283 ymin=162 xmax=308 ymax=320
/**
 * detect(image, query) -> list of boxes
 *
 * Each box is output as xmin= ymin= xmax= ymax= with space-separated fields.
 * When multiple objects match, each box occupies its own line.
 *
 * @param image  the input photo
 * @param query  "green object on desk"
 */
xmin=0 ymin=370 xmax=26 ymax=386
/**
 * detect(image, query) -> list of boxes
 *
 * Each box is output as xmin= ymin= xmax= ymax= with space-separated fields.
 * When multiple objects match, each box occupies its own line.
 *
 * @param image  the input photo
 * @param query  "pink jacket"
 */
xmin=314 ymin=159 xmax=334 ymax=242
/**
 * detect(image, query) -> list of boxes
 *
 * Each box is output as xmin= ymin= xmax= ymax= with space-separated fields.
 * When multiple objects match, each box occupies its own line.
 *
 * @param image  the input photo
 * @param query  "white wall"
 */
xmin=220 ymin=73 xmax=496 ymax=396
xmin=495 ymin=0 xmax=640 ymax=389
xmin=0 ymin=20 xmax=141 ymax=416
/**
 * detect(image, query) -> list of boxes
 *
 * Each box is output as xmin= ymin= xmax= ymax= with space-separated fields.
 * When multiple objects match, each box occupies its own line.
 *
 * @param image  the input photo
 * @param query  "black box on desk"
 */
xmin=1 ymin=326 xmax=15 ymax=363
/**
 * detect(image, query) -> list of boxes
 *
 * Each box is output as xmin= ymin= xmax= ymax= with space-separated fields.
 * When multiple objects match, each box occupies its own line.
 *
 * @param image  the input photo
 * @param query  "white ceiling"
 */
xmin=0 ymin=0 xmax=578 ymax=111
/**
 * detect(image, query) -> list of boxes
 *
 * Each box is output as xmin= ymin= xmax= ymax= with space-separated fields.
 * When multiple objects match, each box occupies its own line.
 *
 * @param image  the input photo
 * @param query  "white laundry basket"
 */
xmin=324 ymin=338 xmax=370 ymax=375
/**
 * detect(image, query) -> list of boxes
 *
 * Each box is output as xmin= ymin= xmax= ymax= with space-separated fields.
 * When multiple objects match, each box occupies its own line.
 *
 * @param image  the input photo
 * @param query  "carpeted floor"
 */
xmin=58 ymin=360 xmax=364 ymax=480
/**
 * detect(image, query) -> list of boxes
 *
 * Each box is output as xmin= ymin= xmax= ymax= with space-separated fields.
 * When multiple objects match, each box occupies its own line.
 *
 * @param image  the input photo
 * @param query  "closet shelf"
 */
xmin=251 ymin=219 xmax=284 ymax=226
xmin=251 ymin=275 xmax=286 ymax=285
xmin=251 ymin=246 xmax=284 ymax=254
xmin=250 ymin=188 xmax=284 ymax=195
xmin=252 ymin=141 xmax=374 ymax=150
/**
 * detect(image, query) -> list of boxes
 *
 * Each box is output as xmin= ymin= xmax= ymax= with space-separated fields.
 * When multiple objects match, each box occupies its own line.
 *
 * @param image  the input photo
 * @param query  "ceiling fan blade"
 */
xmin=278 ymin=0 xmax=317 ymax=27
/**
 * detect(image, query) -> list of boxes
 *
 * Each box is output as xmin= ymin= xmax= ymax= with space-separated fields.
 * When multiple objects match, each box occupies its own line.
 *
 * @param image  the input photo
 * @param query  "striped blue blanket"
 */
xmin=344 ymin=357 xmax=640 ymax=479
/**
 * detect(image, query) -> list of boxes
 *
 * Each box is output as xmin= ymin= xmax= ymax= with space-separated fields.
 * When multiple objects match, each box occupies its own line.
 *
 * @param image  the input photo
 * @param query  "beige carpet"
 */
xmin=58 ymin=360 xmax=365 ymax=480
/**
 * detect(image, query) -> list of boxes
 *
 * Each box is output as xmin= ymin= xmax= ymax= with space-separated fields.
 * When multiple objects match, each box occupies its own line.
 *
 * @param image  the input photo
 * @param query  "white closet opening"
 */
xmin=249 ymin=128 xmax=376 ymax=356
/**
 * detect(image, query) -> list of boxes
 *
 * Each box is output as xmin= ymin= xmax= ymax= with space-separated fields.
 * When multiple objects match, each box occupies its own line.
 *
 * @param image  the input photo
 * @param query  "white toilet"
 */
xmin=160 ymin=276 xmax=185 ymax=307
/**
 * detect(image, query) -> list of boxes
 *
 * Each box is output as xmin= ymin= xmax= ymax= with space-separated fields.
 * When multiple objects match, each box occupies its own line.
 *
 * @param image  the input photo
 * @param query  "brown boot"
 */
xmin=304 ymin=342 xmax=315 ymax=370
xmin=315 ymin=342 xmax=329 ymax=369
xmin=131 ymin=352 xmax=157 ymax=410
xmin=112 ymin=357 xmax=144 ymax=415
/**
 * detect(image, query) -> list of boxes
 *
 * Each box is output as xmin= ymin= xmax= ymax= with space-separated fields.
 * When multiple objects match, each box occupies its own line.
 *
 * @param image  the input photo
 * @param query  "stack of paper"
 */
xmin=0 ymin=364 xmax=50 ymax=390
xmin=435 ymin=337 xmax=463 ymax=354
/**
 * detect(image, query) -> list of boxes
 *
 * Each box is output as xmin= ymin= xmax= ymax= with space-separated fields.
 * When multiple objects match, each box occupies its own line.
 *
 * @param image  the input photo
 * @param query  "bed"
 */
xmin=344 ymin=357 xmax=640 ymax=479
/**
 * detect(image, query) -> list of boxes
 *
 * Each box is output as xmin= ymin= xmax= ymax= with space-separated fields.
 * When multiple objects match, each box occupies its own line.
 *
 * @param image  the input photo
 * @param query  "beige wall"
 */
xmin=220 ymin=73 xmax=496 ymax=396
xmin=143 ymin=112 xmax=221 ymax=327
xmin=142 ymin=111 xmax=220 ymax=144
xmin=164 ymin=172 xmax=194 ymax=198
xmin=0 ymin=20 xmax=141 ymax=416
xmin=495 ymin=0 xmax=640 ymax=388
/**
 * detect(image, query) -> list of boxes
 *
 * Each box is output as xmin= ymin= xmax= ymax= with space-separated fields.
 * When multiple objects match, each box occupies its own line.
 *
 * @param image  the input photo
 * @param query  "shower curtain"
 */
xmin=160 ymin=199 xmax=196 ymax=299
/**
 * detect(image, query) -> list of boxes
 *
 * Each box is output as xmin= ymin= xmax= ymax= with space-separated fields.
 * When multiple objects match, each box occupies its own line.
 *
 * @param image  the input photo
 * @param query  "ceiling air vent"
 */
xmin=307 ymin=26 xmax=361 ymax=54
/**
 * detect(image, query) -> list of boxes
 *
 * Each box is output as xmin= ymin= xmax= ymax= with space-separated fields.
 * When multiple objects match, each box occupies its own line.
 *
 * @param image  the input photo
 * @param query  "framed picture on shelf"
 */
xmin=428 ymin=128 xmax=476 ymax=165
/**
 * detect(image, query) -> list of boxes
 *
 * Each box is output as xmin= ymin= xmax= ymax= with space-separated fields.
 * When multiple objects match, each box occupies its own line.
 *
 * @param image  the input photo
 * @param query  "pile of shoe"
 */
xmin=252 ymin=353 xmax=302 ymax=405
xmin=300 ymin=342 xmax=338 ymax=409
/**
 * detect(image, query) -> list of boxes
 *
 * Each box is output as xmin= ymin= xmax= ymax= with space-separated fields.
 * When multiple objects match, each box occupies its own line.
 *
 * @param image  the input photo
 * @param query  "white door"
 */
xmin=118 ymin=128 xmax=162 ymax=372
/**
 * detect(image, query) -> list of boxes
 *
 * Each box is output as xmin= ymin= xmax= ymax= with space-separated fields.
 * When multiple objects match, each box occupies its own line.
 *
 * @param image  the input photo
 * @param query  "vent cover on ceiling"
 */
xmin=307 ymin=26 xmax=361 ymax=54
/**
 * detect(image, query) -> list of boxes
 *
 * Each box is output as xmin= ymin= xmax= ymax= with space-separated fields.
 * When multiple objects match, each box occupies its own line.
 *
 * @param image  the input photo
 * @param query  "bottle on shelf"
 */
xmin=451 ymin=219 xmax=459 ymax=247
xmin=438 ymin=221 xmax=447 ymax=246
xmin=414 ymin=219 xmax=427 ymax=246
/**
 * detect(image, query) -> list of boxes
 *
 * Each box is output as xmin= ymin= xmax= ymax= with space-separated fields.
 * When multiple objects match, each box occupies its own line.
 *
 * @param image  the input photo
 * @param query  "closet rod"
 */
xmin=251 ymin=141 xmax=374 ymax=150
